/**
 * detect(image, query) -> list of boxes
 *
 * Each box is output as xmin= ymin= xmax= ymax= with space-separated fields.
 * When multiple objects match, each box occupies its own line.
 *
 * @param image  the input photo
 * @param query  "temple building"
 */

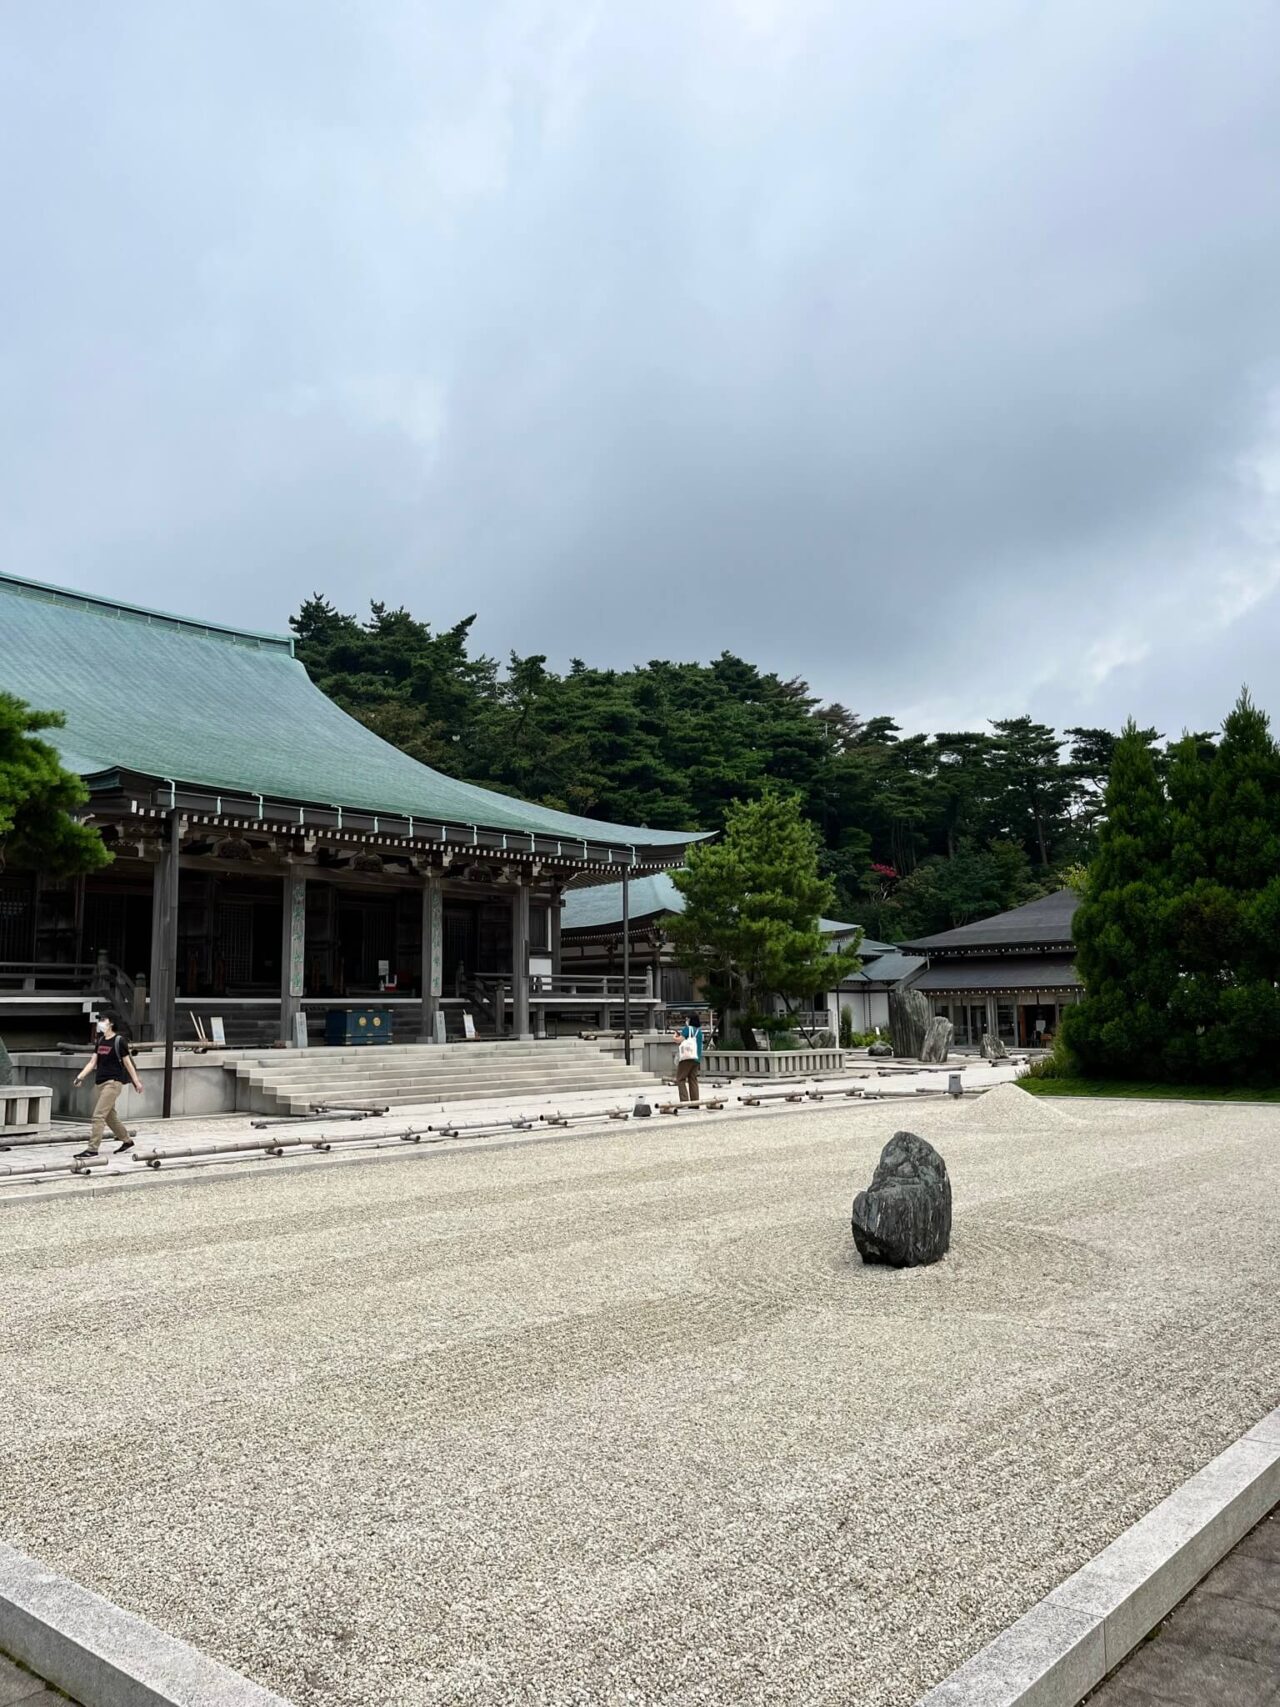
xmin=900 ymin=889 xmax=1081 ymax=1047
xmin=0 ymin=572 xmax=700 ymax=1047
xmin=560 ymin=872 xmax=923 ymax=1033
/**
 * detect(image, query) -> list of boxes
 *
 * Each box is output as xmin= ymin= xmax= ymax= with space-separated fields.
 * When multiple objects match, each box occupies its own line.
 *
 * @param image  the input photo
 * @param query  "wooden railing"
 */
xmin=526 ymin=973 xmax=655 ymax=999
xmin=0 ymin=961 xmax=99 ymax=992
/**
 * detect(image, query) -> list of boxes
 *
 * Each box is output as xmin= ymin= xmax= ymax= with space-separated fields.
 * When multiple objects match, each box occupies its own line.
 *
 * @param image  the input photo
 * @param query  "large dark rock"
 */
xmin=867 ymin=1041 xmax=894 ymax=1058
xmin=851 ymin=1131 xmax=952 ymax=1267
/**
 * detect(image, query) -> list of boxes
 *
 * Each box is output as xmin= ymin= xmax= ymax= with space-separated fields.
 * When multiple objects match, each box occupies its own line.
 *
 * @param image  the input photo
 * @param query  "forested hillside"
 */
xmin=292 ymin=596 xmax=1195 ymax=942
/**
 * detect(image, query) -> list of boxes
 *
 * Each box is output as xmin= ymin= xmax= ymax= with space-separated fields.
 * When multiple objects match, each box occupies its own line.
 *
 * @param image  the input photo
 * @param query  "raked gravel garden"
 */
xmin=2 ymin=1084 xmax=1278 ymax=1706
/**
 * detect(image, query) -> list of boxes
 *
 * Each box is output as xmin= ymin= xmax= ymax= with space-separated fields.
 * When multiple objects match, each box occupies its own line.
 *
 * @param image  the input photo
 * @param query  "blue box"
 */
xmin=324 ymin=1007 xmax=393 ymax=1046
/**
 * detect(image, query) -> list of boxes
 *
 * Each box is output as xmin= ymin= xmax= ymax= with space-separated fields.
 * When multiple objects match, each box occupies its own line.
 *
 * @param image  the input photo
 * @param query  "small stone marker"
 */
xmin=851 ymin=1130 xmax=952 ymax=1267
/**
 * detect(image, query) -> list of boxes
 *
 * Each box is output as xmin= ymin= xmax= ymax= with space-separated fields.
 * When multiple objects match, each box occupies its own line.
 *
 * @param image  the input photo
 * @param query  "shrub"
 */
xmin=1021 ymin=1032 xmax=1076 ymax=1081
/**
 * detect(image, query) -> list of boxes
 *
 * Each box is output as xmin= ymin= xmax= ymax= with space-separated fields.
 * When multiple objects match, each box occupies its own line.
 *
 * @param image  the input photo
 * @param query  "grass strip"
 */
xmin=1019 ymin=1078 xmax=1280 ymax=1103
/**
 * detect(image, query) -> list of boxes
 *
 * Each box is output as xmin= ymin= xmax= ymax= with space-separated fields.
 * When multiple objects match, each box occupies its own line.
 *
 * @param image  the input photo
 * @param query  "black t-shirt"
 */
xmin=94 ymin=1036 xmax=130 ymax=1084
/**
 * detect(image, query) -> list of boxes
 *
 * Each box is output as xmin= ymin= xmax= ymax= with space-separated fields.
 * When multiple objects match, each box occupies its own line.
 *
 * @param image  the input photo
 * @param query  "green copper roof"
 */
xmin=0 ymin=572 xmax=696 ymax=848
xmin=562 ymin=871 xmax=874 ymax=940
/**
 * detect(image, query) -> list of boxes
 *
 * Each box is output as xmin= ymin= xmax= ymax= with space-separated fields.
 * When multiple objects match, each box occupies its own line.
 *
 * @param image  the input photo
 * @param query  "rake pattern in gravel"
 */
xmin=2 ymin=1085 xmax=1279 ymax=1706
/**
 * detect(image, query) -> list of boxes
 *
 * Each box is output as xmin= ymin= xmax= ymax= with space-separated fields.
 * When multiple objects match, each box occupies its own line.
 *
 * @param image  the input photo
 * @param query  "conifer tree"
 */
xmin=1164 ymin=691 xmax=1280 ymax=1083
xmin=666 ymin=790 xmax=861 ymax=1037
xmin=1061 ymin=720 xmax=1173 ymax=1075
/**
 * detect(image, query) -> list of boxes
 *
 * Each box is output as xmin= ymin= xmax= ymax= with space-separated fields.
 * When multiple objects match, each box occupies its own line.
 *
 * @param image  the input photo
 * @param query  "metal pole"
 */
xmin=162 ymin=808 xmax=179 ymax=1118
xmin=622 ymin=868 xmax=631 ymax=1067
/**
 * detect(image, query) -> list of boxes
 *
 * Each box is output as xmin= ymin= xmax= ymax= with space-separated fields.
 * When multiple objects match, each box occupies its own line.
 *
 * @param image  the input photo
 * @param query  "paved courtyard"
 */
xmin=1 ymin=1085 xmax=1278 ymax=1706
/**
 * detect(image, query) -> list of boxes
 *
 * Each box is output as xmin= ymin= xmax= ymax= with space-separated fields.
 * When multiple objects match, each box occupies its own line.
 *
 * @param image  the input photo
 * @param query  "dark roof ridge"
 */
xmin=901 ymin=887 xmax=1079 ymax=952
xmin=0 ymin=570 xmax=294 ymax=655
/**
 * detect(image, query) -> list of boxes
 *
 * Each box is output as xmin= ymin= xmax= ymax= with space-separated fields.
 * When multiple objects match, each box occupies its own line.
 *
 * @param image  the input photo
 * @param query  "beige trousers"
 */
xmin=89 ymin=1080 xmax=130 ymax=1151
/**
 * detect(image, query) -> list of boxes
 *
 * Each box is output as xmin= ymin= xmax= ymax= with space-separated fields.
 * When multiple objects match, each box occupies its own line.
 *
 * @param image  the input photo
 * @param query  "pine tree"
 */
xmin=0 ymin=695 xmax=110 ymax=876
xmin=666 ymin=790 xmax=862 ymax=1036
xmin=1061 ymin=720 xmax=1173 ymax=1075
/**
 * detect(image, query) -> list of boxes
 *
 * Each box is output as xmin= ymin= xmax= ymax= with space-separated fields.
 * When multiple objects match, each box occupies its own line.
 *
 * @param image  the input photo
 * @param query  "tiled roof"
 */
xmin=0 ymin=572 xmax=696 ymax=849
xmin=908 ymin=955 xmax=1082 ymax=993
xmin=902 ymin=889 xmax=1079 ymax=952
xmin=840 ymin=951 xmax=927 ymax=987
xmin=561 ymin=871 xmax=885 ymax=944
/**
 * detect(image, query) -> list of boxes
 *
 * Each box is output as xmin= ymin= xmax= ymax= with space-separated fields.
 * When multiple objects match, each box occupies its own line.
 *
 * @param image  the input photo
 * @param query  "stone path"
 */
xmin=0 ymin=1652 xmax=70 ymax=1705
xmin=0 ymin=1059 xmax=1020 ymax=1198
xmin=1090 ymin=1507 xmax=1280 ymax=1705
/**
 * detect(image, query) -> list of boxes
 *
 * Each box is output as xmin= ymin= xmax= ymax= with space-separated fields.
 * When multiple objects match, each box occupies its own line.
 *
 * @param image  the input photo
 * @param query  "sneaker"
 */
xmin=114 ymin=1137 xmax=134 ymax=1154
xmin=73 ymin=1148 xmax=98 ymax=1161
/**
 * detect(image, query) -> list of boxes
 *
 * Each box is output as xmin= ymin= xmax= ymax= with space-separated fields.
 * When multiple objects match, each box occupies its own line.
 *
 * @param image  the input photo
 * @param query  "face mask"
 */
xmin=95 ymin=1020 xmax=107 ymax=1035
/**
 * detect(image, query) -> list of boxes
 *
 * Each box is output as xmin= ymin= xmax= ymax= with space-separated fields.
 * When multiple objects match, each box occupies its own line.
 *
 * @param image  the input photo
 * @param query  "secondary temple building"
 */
xmin=561 ymin=872 xmax=924 ymax=1034
xmin=0 ymin=573 xmax=700 ymax=1048
xmin=900 ymin=888 xmax=1081 ymax=1047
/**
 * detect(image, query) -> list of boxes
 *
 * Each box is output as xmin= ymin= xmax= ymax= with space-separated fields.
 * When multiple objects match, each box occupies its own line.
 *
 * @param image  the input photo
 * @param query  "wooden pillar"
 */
xmin=550 ymin=885 xmax=563 ymax=977
xmin=622 ymin=869 xmax=632 ymax=1066
xmin=421 ymin=872 xmax=443 ymax=1042
xmin=280 ymin=868 xmax=307 ymax=1045
xmin=511 ymin=882 xmax=531 ymax=1041
xmin=148 ymin=831 xmax=179 ymax=1042
xmin=160 ymin=810 xmax=181 ymax=1115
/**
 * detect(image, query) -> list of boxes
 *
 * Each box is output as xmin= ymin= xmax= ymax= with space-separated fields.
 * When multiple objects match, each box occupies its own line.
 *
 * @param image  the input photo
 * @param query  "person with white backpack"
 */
xmin=673 ymin=1012 xmax=704 ymax=1104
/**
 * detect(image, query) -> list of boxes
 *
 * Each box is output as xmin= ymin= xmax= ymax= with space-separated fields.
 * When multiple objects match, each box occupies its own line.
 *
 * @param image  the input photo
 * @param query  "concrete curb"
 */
xmin=917 ymin=1404 xmax=1280 ymax=1706
xmin=0 ymin=1540 xmax=296 ymax=1706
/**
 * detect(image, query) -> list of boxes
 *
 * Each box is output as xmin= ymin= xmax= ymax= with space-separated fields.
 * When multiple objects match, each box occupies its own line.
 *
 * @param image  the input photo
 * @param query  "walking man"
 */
xmin=674 ymin=1012 xmax=704 ymax=1105
xmin=73 ymin=1015 xmax=143 ymax=1160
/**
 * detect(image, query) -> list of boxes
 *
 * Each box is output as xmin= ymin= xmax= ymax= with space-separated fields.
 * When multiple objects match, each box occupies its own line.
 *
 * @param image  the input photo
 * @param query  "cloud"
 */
xmin=1 ymin=0 xmax=1278 ymax=738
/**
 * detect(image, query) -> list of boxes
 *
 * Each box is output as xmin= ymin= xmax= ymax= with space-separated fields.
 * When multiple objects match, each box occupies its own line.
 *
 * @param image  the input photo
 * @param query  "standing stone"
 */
xmin=980 ymin=1031 xmax=1009 ymax=1060
xmin=920 ymin=1016 xmax=953 ymax=1063
xmin=851 ymin=1131 xmax=952 ymax=1267
xmin=887 ymin=988 xmax=930 ymax=1059
xmin=0 ymin=1036 xmax=12 ymax=1086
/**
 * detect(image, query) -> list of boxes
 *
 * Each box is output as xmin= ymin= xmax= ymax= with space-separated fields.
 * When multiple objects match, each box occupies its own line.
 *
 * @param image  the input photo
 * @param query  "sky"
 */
xmin=3 ymin=0 xmax=1280 ymax=742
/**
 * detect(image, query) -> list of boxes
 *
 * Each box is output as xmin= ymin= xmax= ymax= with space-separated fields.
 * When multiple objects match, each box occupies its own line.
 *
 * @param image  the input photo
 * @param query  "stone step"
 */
xmin=234 ymin=1036 xmax=657 ymax=1115
xmin=261 ymin=1065 xmax=646 ymax=1099
xmin=232 ymin=1050 xmax=626 ymax=1083
xmin=235 ymin=1058 xmax=638 ymax=1085
xmin=274 ymin=1075 xmax=650 ymax=1112
xmin=232 ymin=1041 xmax=604 ymax=1067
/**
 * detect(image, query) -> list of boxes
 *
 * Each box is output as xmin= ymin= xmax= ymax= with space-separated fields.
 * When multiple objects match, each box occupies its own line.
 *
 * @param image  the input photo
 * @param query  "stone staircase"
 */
xmin=226 ymin=1037 xmax=662 ymax=1117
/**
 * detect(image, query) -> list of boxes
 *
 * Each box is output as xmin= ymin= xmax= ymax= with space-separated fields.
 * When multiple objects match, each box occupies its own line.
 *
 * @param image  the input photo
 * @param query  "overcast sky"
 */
xmin=4 ymin=1 xmax=1279 ymax=740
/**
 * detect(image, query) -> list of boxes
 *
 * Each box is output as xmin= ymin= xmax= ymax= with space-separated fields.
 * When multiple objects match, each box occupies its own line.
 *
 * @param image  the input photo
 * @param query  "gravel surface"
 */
xmin=1 ymin=1085 xmax=1278 ymax=1706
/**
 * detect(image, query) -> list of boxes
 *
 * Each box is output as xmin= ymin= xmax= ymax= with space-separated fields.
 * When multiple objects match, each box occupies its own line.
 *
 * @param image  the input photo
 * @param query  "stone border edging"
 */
xmin=917 ymin=1403 xmax=1280 ymax=1706
xmin=0 ymin=1540 xmax=296 ymax=1707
